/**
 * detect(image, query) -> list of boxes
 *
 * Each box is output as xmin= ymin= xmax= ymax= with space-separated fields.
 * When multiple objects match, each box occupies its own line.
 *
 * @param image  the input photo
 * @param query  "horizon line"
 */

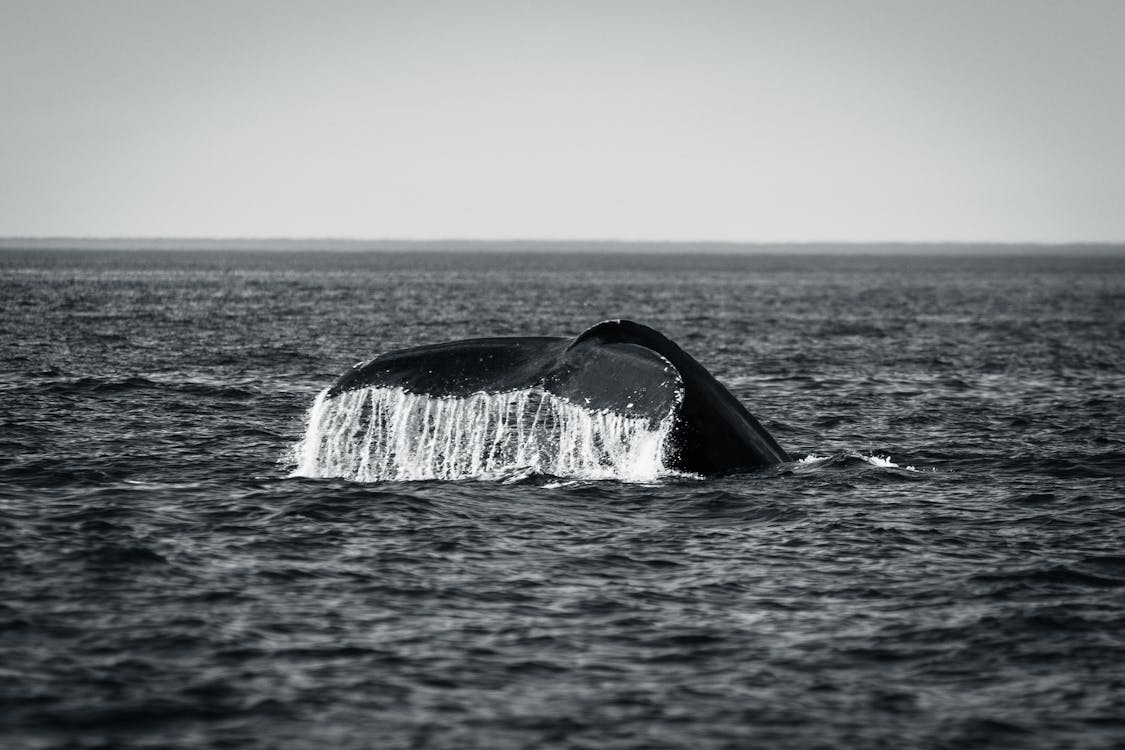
xmin=3 ymin=236 xmax=1125 ymax=247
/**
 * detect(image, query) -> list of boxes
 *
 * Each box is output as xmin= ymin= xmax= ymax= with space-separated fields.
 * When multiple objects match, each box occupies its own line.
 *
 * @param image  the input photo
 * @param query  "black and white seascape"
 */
xmin=3 ymin=249 xmax=1124 ymax=748
xmin=4 ymin=1 xmax=1125 ymax=748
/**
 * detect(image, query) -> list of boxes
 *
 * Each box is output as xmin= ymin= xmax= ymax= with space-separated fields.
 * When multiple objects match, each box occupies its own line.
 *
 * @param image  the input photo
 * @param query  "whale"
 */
xmin=325 ymin=320 xmax=790 ymax=474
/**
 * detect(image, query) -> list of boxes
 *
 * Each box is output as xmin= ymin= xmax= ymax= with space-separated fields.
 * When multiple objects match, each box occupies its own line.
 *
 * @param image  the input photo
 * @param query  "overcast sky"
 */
xmin=1 ymin=0 xmax=1123 ymax=242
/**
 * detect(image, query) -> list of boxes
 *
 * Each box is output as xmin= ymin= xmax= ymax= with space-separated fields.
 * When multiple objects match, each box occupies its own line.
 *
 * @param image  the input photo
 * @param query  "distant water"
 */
xmin=2 ymin=249 xmax=1124 ymax=749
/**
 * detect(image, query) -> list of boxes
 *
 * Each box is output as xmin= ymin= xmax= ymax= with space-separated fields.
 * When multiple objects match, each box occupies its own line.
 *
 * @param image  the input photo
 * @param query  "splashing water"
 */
xmin=290 ymin=386 xmax=676 ymax=482
xmin=795 ymin=453 xmax=926 ymax=472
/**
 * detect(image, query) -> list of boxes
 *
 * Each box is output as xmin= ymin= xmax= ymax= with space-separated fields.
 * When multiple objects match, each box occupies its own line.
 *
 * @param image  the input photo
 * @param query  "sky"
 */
xmin=1 ymin=0 xmax=1123 ymax=243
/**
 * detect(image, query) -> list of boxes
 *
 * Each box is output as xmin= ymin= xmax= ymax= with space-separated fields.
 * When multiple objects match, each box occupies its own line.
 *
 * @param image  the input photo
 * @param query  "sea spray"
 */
xmin=291 ymin=386 xmax=676 ymax=482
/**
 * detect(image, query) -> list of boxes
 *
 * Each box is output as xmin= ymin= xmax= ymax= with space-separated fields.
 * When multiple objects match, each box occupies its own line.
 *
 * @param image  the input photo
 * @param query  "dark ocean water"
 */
xmin=2 ymin=249 xmax=1124 ymax=749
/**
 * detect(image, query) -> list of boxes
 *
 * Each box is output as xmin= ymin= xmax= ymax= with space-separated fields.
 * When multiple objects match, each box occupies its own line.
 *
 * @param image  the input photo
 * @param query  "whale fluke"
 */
xmin=322 ymin=320 xmax=789 ymax=476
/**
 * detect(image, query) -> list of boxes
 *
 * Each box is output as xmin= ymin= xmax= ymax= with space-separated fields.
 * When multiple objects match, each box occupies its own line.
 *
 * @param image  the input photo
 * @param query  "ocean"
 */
xmin=2 ymin=248 xmax=1124 ymax=748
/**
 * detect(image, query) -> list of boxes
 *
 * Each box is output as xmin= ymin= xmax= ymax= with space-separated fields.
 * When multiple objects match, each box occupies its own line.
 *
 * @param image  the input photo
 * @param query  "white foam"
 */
xmin=793 ymin=452 xmax=925 ymax=472
xmin=861 ymin=454 xmax=904 ymax=469
xmin=289 ymin=386 xmax=676 ymax=482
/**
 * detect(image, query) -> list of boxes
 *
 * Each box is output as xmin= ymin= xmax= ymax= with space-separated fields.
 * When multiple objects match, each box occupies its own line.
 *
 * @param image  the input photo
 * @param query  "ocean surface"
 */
xmin=2 ymin=249 xmax=1124 ymax=749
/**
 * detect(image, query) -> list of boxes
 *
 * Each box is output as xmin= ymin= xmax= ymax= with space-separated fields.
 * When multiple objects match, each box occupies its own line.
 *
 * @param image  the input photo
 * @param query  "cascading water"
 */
xmin=290 ymin=386 xmax=677 ymax=482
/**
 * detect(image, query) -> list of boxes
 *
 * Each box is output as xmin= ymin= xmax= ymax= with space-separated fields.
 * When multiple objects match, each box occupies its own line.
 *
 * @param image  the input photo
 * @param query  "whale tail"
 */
xmin=295 ymin=320 xmax=789 ymax=481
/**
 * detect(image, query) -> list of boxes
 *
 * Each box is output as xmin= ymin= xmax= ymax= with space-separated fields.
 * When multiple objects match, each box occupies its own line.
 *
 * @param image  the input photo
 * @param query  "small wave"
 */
xmin=63 ymin=543 xmax=170 ymax=567
xmin=171 ymin=381 xmax=257 ymax=399
xmin=44 ymin=375 xmax=158 ymax=394
xmin=38 ymin=375 xmax=256 ymax=399
xmin=788 ymin=452 xmax=934 ymax=474
xmin=972 ymin=564 xmax=1125 ymax=590
xmin=1032 ymin=453 xmax=1125 ymax=479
